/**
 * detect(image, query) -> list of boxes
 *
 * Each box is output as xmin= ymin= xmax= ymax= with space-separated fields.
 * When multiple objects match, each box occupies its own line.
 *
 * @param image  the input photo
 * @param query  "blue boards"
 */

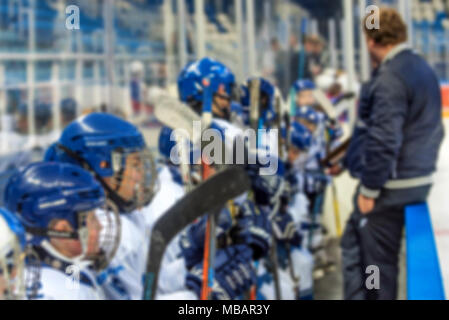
xmin=406 ymin=203 xmax=445 ymax=300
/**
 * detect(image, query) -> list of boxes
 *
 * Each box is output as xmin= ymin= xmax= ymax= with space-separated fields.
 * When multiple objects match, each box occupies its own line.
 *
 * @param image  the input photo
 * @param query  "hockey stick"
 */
xmin=249 ymin=79 xmax=282 ymax=300
xmin=312 ymin=89 xmax=337 ymax=120
xmin=331 ymin=180 xmax=342 ymax=237
xmin=275 ymin=86 xmax=301 ymax=299
xmin=142 ymin=166 xmax=251 ymax=300
xmin=248 ymin=78 xmax=261 ymax=300
xmin=275 ymin=90 xmax=284 ymax=160
xmin=153 ymin=94 xmax=200 ymax=191
xmin=249 ymin=78 xmax=261 ymax=136
xmin=320 ymin=138 xmax=351 ymax=168
xmin=200 ymin=79 xmax=218 ymax=300
xmin=154 ymin=94 xmax=202 ymax=144
xmin=174 ymin=132 xmax=194 ymax=192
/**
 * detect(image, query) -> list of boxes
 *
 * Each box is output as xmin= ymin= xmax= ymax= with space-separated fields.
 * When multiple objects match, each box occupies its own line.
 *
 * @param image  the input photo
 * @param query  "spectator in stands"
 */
xmin=275 ymin=35 xmax=303 ymax=97
xmin=281 ymin=34 xmax=328 ymax=97
xmin=338 ymin=8 xmax=444 ymax=300
xmin=309 ymin=35 xmax=329 ymax=78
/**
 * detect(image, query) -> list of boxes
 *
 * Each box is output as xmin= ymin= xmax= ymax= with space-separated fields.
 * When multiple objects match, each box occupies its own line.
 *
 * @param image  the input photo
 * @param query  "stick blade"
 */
xmin=313 ymin=89 xmax=337 ymax=119
xmin=154 ymin=95 xmax=201 ymax=140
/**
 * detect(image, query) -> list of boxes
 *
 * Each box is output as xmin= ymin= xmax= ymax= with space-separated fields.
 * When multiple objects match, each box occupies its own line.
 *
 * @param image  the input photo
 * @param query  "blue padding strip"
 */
xmin=406 ymin=203 xmax=446 ymax=300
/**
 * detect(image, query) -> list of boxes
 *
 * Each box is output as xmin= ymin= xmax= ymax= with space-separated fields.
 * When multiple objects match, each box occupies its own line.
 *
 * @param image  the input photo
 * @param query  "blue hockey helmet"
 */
xmin=177 ymin=57 xmax=236 ymax=109
xmin=295 ymin=105 xmax=320 ymax=126
xmin=292 ymin=79 xmax=316 ymax=93
xmin=290 ymin=122 xmax=312 ymax=151
xmin=4 ymin=162 xmax=120 ymax=270
xmin=44 ymin=113 xmax=157 ymax=213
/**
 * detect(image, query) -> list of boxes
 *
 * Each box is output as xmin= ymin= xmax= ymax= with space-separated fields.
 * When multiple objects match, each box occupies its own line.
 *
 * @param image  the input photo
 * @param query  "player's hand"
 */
xmin=357 ymin=194 xmax=375 ymax=215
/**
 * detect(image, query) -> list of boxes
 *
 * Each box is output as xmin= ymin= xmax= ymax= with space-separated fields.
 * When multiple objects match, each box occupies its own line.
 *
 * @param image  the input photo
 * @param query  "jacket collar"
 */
xmin=382 ymin=43 xmax=410 ymax=65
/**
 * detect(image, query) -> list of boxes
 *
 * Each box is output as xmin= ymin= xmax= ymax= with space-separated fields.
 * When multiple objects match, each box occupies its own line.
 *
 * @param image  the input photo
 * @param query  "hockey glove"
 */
xmin=232 ymin=200 xmax=272 ymax=260
xmin=186 ymin=244 xmax=256 ymax=300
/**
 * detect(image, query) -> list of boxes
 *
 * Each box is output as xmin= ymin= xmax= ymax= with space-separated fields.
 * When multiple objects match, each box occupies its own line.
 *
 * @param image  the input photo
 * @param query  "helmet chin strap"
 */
xmin=40 ymin=236 xmax=91 ymax=269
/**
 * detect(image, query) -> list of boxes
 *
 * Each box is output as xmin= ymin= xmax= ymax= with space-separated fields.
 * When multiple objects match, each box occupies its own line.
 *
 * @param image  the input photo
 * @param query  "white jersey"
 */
xmin=213 ymin=118 xmax=245 ymax=152
xmin=33 ymin=265 xmax=103 ymax=300
xmin=305 ymin=115 xmax=327 ymax=171
xmin=146 ymin=165 xmax=189 ymax=296
xmin=95 ymin=211 xmax=147 ymax=300
xmin=142 ymin=165 xmax=185 ymax=233
xmin=288 ymin=186 xmax=310 ymax=226
xmin=97 ymin=164 xmax=186 ymax=300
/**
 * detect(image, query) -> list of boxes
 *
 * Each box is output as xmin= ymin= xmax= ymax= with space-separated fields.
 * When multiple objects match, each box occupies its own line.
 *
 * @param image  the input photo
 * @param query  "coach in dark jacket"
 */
xmin=340 ymin=8 xmax=444 ymax=300
xmin=343 ymin=66 xmax=379 ymax=178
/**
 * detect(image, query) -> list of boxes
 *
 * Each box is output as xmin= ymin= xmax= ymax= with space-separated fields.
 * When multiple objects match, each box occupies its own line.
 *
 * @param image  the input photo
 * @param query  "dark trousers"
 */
xmin=341 ymin=184 xmax=431 ymax=300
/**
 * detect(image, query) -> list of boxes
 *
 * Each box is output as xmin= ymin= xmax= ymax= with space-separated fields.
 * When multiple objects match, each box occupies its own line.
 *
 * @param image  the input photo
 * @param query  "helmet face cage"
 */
xmin=95 ymin=202 xmax=121 ymax=270
xmin=75 ymin=205 xmax=121 ymax=271
xmin=106 ymin=147 xmax=157 ymax=212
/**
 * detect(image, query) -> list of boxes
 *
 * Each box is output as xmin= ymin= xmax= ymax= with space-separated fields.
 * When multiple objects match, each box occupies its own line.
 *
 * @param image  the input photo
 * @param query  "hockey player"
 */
xmin=149 ymin=126 xmax=186 ymax=226
xmin=4 ymin=162 xmax=121 ymax=300
xmin=177 ymin=57 xmax=246 ymax=158
xmin=178 ymin=58 xmax=237 ymax=121
xmin=283 ymin=122 xmax=316 ymax=299
xmin=295 ymin=105 xmax=326 ymax=169
xmin=294 ymin=105 xmax=329 ymax=247
xmin=292 ymin=79 xmax=317 ymax=111
xmin=177 ymin=60 xmax=282 ymax=299
xmin=44 ymin=112 xmax=157 ymax=300
xmin=238 ymin=77 xmax=309 ymax=300
xmin=0 ymin=208 xmax=27 ymax=300
xmin=149 ymin=126 xmax=190 ymax=297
